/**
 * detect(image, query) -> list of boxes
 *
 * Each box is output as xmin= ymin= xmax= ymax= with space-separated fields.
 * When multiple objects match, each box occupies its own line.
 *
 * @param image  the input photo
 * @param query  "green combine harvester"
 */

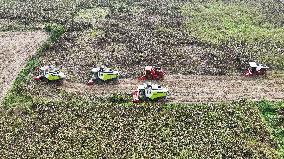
xmin=87 ymin=65 xmax=120 ymax=85
xmin=34 ymin=65 xmax=66 ymax=85
xmin=132 ymin=82 xmax=168 ymax=103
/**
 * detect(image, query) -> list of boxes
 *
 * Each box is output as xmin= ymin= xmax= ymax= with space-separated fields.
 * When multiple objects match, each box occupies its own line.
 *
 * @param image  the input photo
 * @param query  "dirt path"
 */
xmin=0 ymin=31 xmax=48 ymax=102
xmin=61 ymin=75 xmax=284 ymax=103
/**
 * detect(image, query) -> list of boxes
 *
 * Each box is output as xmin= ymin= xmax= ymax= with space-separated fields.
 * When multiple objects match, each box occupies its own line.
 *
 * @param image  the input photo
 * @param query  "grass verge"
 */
xmin=2 ymin=23 xmax=66 ymax=108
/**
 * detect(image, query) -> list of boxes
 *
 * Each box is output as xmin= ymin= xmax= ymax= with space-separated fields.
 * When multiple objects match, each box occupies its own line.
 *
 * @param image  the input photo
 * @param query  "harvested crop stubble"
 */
xmin=39 ymin=1 xmax=249 ymax=86
xmin=0 ymin=31 xmax=48 ymax=102
xmin=27 ymin=74 xmax=284 ymax=103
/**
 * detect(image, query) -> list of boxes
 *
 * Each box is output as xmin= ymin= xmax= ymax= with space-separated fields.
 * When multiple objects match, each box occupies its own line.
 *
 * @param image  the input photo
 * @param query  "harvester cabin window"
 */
xmin=139 ymin=90 xmax=145 ymax=96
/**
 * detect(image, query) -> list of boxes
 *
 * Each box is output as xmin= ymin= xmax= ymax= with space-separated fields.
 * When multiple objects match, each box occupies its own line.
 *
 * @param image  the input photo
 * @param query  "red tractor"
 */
xmin=244 ymin=62 xmax=269 ymax=77
xmin=138 ymin=66 xmax=165 ymax=80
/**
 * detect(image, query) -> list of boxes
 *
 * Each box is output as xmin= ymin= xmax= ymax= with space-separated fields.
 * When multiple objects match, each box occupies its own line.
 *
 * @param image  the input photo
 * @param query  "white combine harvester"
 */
xmin=244 ymin=62 xmax=269 ymax=76
xmin=87 ymin=65 xmax=120 ymax=85
xmin=132 ymin=82 xmax=168 ymax=103
xmin=34 ymin=65 xmax=66 ymax=84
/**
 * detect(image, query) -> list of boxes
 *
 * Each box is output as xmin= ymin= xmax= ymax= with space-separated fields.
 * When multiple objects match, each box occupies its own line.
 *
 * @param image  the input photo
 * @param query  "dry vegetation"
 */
xmin=1 ymin=0 xmax=284 ymax=158
xmin=0 ymin=31 xmax=48 ymax=102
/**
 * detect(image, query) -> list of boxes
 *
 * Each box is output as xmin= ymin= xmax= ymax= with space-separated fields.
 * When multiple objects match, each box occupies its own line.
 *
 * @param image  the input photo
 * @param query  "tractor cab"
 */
xmin=245 ymin=62 xmax=269 ymax=76
xmin=99 ymin=65 xmax=106 ymax=72
xmin=145 ymin=66 xmax=153 ymax=75
xmin=139 ymin=66 xmax=165 ymax=80
xmin=145 ymin=66 xmax=162 ymax=72
xmin=38 ymin=65 xmax=53 ymax=75
xmin=87 ymin=65 xmax=119 ymax=85
xmin=155 ymin=66 xmax=162 ymax=71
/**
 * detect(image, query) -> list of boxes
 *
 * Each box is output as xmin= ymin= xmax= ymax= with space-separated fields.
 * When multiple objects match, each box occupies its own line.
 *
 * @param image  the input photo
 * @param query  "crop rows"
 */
xmin=0 ymin=100 xmax=279 ymax=158
xmin=1 ymin=0 xmax=284 ymax=158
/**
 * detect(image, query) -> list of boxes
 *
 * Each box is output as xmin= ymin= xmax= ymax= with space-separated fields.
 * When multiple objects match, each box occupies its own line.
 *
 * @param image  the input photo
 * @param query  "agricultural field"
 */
xmin=1 ymin=0 xmax=284 ymax=158
xmin=0 ymin=31 xmax=48 ymax=102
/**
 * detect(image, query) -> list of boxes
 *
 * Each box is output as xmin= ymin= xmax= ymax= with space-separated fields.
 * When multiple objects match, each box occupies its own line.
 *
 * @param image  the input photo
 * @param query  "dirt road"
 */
xmin=0 ymin=31 xmax=48 ymax=102
xmin=61 ymin=75 xmax=284 ymax=103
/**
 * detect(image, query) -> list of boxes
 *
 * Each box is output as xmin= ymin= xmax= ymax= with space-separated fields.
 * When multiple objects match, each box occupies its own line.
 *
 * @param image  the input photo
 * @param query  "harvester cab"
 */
xmin=245 ymin=62 xmax=269 ymax=76
xmin=87 ymin=65 xmax=119 ymax=85
xmin=139 ymin=66 xmax=165 ymax=80
xmin=34 ymin=65 xmax=66 ymax=82
xmin=132 ymin=82 xmax=168 ymax=103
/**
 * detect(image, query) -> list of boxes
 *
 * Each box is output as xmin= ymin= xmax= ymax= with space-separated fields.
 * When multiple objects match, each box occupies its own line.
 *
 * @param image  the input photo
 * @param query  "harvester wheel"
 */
xmin=157 ymin=97 xmax=167 ymax=103
xmin=96 ymin=79 xmax=103 ymax=85
xmin=146 ymin=74 xmax=152 ymax=80
xmin=144 ymin=97 xmax=150 ymax=102
xmin=56 ymin=79 xmax=64 ymax=86
xmin=41 ymin=77 xmax=48 ymax=82
xmin=114 ymin=79 xmax=119 ymax=84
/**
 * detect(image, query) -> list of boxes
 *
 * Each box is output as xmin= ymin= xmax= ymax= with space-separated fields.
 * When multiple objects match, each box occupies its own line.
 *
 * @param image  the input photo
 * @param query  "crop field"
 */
xmin=0 ymin=31 xmax=47 ymax=102
xmin=1 ymin=0 xmax=284 ymax=158
xmin=0 ymin=100 xmax=280 ymax=158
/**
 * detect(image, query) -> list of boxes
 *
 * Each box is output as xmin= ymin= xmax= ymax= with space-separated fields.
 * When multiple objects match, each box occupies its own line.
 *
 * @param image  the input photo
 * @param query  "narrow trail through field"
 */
xmin=61 ymin=75 xmax=284 ymax=103
xmin=0 ymin=31 xmax=48 ymax=102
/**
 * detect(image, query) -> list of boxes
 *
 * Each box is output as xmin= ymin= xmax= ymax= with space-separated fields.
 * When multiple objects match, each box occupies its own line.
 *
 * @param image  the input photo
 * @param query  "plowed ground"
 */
xmin=0 ymin=31 xmax=48 ymax=102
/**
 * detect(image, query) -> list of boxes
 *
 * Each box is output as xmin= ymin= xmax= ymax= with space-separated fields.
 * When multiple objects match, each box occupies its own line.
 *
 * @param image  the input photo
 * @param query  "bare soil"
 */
xmin=0 ymin=31 xmax=48 ymax=102
xmin=60 ymin=75 xmax=284 ymax=103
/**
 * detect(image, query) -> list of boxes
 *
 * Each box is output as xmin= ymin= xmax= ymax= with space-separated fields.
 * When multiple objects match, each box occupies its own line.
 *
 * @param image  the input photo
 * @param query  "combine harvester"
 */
xmin=132 ymin=82 xmax=168 ymax=103
xmin=34 ymin=65 xmax=66 ymax=85
xmin=87 ymin=65 xmax=120 ymax=85
xmin=244 ymin=62 xmax=269 ymax=77
xmin=138 ymin=66 xmax=165 ymax=80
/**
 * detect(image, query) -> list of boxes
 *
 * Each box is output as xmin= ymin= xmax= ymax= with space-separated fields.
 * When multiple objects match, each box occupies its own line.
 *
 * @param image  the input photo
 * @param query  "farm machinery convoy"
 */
xmin=33 ymin=62 xmax=269 ymax=103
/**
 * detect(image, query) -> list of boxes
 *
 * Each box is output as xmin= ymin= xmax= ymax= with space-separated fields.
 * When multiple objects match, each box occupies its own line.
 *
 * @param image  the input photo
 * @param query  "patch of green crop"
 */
xmin=44 ymin=23 xmax=66 ymax=42
xmin=256 ymin=100 xmax=284 ymax=158
xmin=88 ymin=28 xmax=104 ymax=38
xmin=74 ymin=7 xmax=109 ymax=25
xmin=1 ymin=54 xmax=42 ymax=107
xmin=181 ymin=1 xmax=284 ymax=69
xmin=2 ymin=23 xmax=66 ymax=107
xmin=181 ymin=2 xmax=284 ymax=45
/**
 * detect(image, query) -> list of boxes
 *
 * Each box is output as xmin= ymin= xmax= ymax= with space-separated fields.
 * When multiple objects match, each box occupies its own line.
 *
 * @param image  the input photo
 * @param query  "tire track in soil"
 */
xmin=61 ymin=75 xmax=284 ymax=103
